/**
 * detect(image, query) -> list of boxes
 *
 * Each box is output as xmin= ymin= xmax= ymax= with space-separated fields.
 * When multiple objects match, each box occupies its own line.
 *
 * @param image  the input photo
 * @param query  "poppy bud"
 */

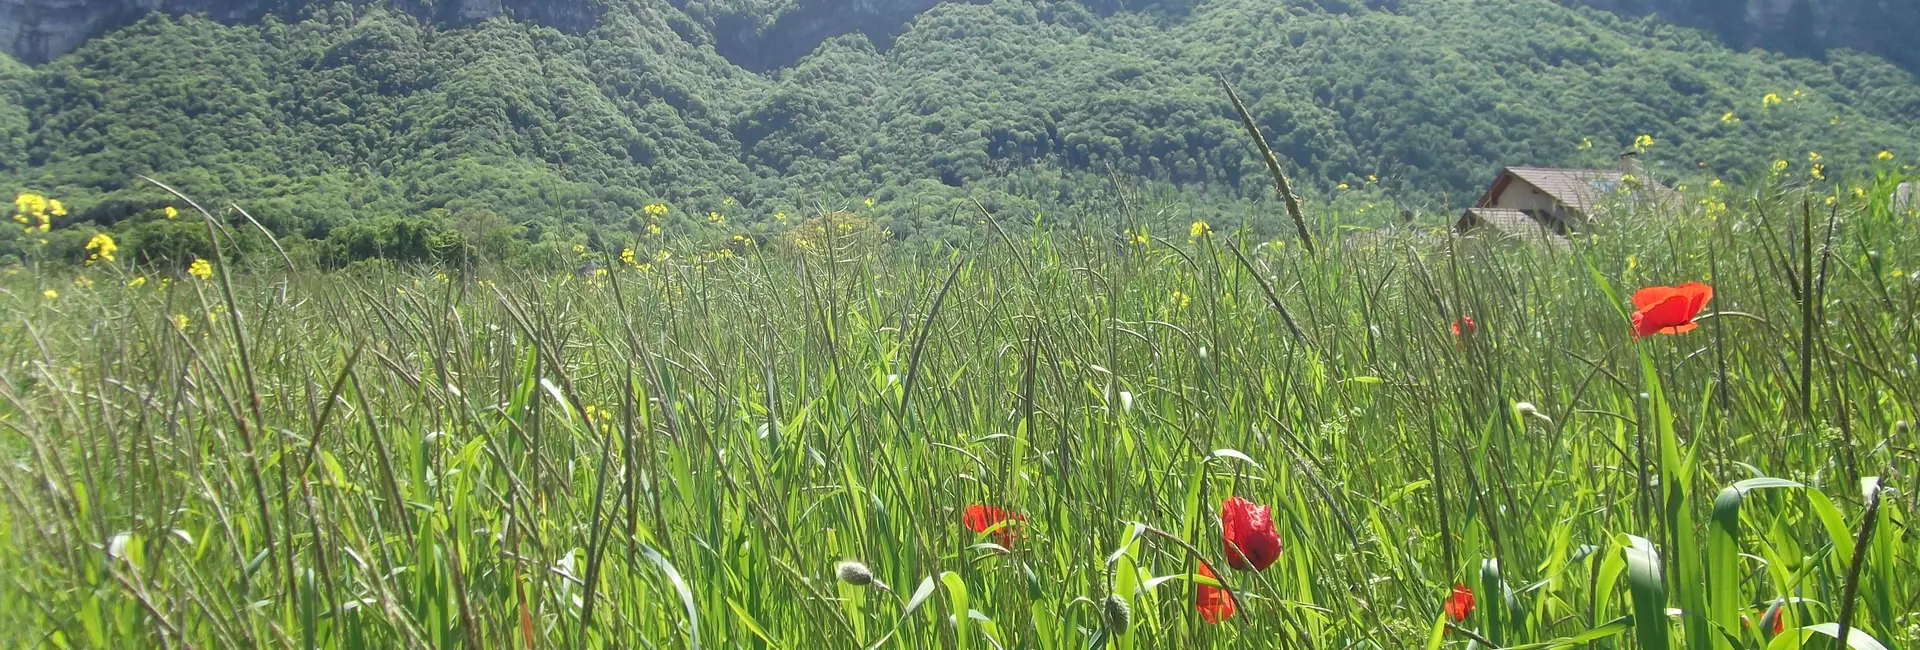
xmin=1515 ymin=401 xmax=1552 ymax=424
xmin=1103 ymin=594 xmax=1132 ymax=635
xmin=836 ymin=560 xmax=874 ymax=587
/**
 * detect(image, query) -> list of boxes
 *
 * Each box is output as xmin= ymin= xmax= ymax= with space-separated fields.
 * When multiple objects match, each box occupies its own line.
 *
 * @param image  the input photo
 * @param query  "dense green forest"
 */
xmin=2 ymin=0 xmax=1916 ymax=267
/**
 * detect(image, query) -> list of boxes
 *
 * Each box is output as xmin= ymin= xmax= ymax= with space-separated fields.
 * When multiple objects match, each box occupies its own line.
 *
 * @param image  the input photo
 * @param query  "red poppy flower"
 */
xmin=1445 ymin=584 xmax=1475 ymax=622
xmin=1195 ymin=561 xmax=1235 ymax=624
xmin=1760 ymin=604 xmax=1785 ymax=636
xmin=961 ymin=504 xmax=1024 ymax=548
xmin=1630 ymin=283 xmax=1713 ymax=339
xmin=1452 ymin=315 xmax=1476 ymax=337
xmin=1220 ymin=497 xmax=1282 ymax=572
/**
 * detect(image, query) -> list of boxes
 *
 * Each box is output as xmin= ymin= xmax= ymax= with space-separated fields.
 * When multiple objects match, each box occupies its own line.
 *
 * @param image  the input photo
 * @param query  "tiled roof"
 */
xmin=1458 ymin=207 xmax=1546 ymax=234
xmin=1500 ymin=167 xmax=1675 ymax=214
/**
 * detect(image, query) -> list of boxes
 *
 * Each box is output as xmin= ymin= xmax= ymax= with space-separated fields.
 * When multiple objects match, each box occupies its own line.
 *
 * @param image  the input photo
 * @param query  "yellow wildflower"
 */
xmin=708 ymin=211 xmax=723 ymax=224
xmin=1336 ymin=183 xmax=1350 ymax=190
xmin=774 ymin=211 xmax=788 ymax=221
xmin=1367 ymin=174 xmax=1378 ymax=183
xmin=1807 ymin=151 xmax=1821 ymax=162
xmin=1721 ymin=112 xmax=1740 ymax=123
xmin=188 ymin=259 xmax=213 ymax=280
xmin=15 ymin=192 xmax=47 ymax=216
xmin=1853 ymin=187 xmax=1866 ymax=199
xmin=72 ymin=276 xmax=93 ymax=290
xmin=722 ymin=197 xmax=736 ymax=206
xmin=1810 ymin=163 xmax=1825 ymax=180
xmin=49 ymin=200 xmax=66 ymax=217
xmin=1126 ymin=228 xmax=1149 ymax=246
xmin=128 ymin=276 xmax=147 ymax=288
xmin=1825 ymin=195 xmax=1837 ymax=205
xmin=84 ymin=233 xmax=117 ymax=264
xmin=864 ymin=198 xmax=875 ymax=208
xmin=172 ymin=314 xmax=190 ymax=330
xmin=164 ymin=206 xmax=178 ymax=219
xmin=1189 ymin=220 xmax=1211 ymax=238
xmin=1762 ymin=92 xmax=1782 ymax=106
xmin=1171 ymin=290 xmax=1191 ymax=310
xmin=1634 ymin=134 xmax=1655 ymax=149
xmin=647 ymin=223 xmax=662 ymax=236
xmin=1772 ymin=159 xmax=1789 ymax=173
xmin=42 ymin=289 xmax=57 ymax=301
xmin=1578 ymin=137 xmax=1593 ymax=150
xmin=621 ymin=247 xmax=637 ymax=266
xmin=1879 ymin=150 xmax=1895 ymax=161
xmin=1711 ymin=178 xmax=1724 ymax=188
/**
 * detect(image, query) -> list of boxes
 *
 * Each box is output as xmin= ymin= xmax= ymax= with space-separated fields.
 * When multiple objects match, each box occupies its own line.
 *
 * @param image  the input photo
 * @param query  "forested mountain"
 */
xmin=2 ymin=0 xmax=1917 ymax=266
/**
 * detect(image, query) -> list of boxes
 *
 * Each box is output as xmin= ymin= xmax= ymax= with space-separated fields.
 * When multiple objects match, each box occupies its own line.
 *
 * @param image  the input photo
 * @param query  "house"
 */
xmin=1455 ymin=154 xmax=1677 ymax=238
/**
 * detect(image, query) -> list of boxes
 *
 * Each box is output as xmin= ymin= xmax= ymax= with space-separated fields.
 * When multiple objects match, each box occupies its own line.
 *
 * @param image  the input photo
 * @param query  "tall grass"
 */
xmin=1 ymin=173 xmax=1915 ymax=649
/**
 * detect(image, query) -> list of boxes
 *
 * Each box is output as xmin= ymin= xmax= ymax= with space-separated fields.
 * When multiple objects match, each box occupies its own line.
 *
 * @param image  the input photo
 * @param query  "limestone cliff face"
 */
xmin=1 ymin=0 xmax=602 ymax=64
xmin=1564 ymin=0 xmax=1920 ymax=72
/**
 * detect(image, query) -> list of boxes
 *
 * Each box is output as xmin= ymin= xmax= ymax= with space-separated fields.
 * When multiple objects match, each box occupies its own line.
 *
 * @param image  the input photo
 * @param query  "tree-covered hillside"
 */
xmin=3 ymin=0 xmax=1917 ymax=266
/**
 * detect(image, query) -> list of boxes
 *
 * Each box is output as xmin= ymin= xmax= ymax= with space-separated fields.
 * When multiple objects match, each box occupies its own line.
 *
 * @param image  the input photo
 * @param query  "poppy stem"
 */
xmin=1139 ymin=524 xmax=1238 ymax=595
xmin=1445 ymin=623 xmax=1503 ymax=649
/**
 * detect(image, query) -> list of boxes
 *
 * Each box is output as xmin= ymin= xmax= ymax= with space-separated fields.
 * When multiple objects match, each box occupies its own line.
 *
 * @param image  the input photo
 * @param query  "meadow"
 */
xmin=0 ymin=170 xmax=1916 ymax=649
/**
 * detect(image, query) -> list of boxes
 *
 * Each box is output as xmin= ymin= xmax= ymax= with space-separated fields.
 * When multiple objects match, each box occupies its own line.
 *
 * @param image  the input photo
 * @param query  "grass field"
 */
xmin=1 ymin=171 xmax=1917 ymax=649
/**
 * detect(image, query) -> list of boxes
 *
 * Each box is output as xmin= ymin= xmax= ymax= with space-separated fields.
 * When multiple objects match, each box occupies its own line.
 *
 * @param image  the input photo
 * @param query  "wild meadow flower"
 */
xmin=1336 ymin=183 xmax=1350 ymax=190
xmin=1811 ymin=164 xmax=1825 ymax=180
xmin=172 ymin=314 xmax=190 ymax=330
xmin=1721 ymin=112 xmax=1740 ymax=123
xmin=1879 ymin=150 xmax=1895 ymax=161
xmin=1220 ymin=496 xmax=1281 ymax=571
xmin=1634 ymin=134 xmax=1654 ymax=150
xmin=1445 ymin=584 xmax=1475 ymax=622
xmin=188 ymin=259 xmax=214 ymax=280
xmin=1578 ymin=137 xmax=1593 ymax=150
xmin=128 ymin=276 xmax=147 ymax=288
xmin=1451 ymin=315 xmax=1476 ymax=337
xmin=1194 ymin=562 xmax=1234 ymax=623
xmin=961 ymin=504 xmax=1024 ymax=549
xmin=164 ymin=206 xmax=178 ymax=219
xmin=864 ymin=198 xmax=875 ymax=208
xmin=84 ymin=233 xmax=117 ymax=264
xmin=1772 ymin=160 xmax=1789 ymax=173
xmin=1631 ymin=282 xmax=1713 ymax=339
xmin=1762 ymin=92 xmax=1782 ymax=106
xmin=42 ymin=289 xmax=57 ymax=301
xmin=1189 ymin=220 xmax=1211 ymax=238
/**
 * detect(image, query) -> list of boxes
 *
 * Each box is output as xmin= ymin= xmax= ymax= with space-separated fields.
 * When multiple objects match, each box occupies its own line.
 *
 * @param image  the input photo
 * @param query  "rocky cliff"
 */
xmin=1 ymin=0 xmax=602 ymax=63
xmin=1565 ymin=0 xmax=1920 ymax=72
